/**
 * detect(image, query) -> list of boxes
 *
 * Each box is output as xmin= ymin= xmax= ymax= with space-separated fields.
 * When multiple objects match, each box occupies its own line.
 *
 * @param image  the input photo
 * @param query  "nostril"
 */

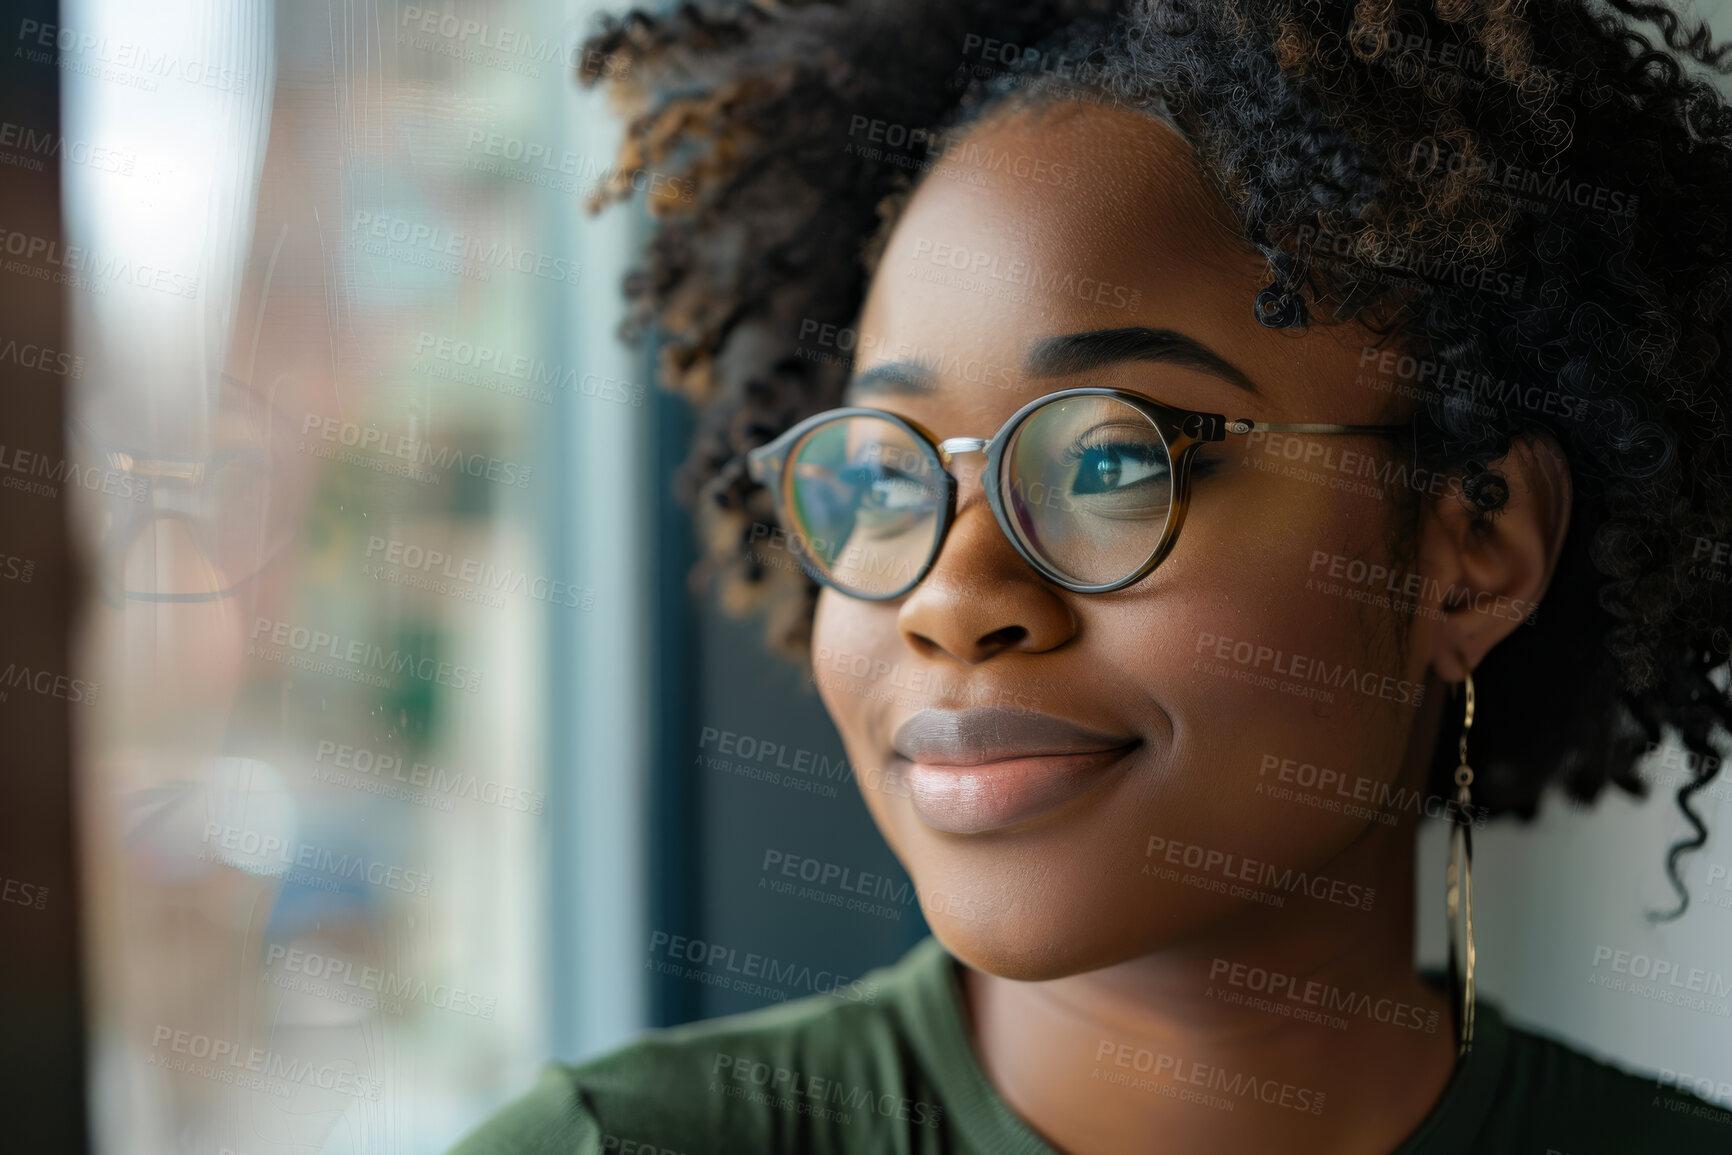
xmin=979 ymin=625 xmax=1028 ymax=652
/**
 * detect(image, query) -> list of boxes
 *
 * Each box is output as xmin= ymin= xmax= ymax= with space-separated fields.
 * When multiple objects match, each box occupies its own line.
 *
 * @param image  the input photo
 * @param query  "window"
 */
xmin=62 ymin=2 xmax=652 ymax=1150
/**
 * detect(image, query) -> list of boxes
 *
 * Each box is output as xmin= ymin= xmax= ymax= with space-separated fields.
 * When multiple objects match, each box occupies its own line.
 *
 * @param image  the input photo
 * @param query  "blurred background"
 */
xmin=0 ymin=1 xmax=1728 ymax=1153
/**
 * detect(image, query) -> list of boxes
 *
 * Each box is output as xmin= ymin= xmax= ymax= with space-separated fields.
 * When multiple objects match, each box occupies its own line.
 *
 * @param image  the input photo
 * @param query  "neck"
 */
xmin=961 ymin=688 xmax=1462 ymax=1154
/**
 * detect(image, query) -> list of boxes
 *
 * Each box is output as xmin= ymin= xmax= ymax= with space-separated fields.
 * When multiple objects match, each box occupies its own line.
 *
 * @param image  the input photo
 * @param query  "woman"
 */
xmin=455 ymin=1 xmax=1732 ymax=1151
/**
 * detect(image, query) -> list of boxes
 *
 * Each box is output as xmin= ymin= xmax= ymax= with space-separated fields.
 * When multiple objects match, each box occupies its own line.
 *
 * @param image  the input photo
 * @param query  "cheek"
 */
xmin=811 ymin=588 xmax=916 ymax=838
xmin=809 ymin=588 xmax=894 ymax=743
xmin=1098 ymin=484 xmax=1418 ymax=854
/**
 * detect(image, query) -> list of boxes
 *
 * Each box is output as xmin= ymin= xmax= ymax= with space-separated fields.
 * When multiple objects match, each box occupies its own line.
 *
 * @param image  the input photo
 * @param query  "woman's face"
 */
xmin=812 ymin=98 xmax=1447 ymax=979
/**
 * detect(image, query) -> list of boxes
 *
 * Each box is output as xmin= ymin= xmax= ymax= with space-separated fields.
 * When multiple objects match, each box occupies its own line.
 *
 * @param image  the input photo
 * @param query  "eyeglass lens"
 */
xmin=785 ymin=415 xmax=947 ymax=597
xmin=1003 ymin=394 xmax=1173 ymax=587
xmin=780 ymin=395 xmax=1175 ymax=597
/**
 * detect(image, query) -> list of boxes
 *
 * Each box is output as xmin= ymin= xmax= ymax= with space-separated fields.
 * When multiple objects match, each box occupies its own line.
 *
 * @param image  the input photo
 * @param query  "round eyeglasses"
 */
xmin=745 ymin=387 xmax=1411 ymax=599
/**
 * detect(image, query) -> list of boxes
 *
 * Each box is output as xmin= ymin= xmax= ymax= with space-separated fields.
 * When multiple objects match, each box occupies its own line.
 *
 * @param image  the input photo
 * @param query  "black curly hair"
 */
xmin=576 ymin=0 xmax=1732 ymax=918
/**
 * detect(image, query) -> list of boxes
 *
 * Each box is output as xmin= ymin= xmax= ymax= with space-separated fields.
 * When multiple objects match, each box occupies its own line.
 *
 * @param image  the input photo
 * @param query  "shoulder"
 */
xmin=1485 ymin=1014 xmax=1732 ymax=1153
xmin=446 ymin=939 xmax=951 ymax=1155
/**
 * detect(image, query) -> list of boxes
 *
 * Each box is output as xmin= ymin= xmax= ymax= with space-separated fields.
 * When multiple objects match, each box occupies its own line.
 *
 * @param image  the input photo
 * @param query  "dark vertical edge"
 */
xmin=646 ymin=350 xmax=702 ymax=1029
xmin=640 ymin=0 xmax=701 ymax=1032
xmin=0 ymin=0 xmax=91 ymax=1150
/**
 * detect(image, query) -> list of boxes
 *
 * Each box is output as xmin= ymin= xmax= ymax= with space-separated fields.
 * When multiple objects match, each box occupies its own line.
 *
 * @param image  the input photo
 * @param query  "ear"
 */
xmin=1421 ymin=431 xmax=1573 ymax=684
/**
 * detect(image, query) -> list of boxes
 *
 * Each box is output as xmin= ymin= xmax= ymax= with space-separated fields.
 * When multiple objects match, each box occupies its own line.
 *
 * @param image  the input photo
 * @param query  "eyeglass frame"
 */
xmin=746 ymin=386 xmax=1412 ymax=599
xmin=72 ymin=371 xmax=301 ymax=607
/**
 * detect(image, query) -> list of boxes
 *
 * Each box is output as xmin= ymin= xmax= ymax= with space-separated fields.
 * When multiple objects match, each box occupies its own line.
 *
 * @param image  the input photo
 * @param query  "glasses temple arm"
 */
xmin=1224 ymin=418 xmax=1412 ymax=436
xmin=745 ymin=444 xmax=780 ymax=485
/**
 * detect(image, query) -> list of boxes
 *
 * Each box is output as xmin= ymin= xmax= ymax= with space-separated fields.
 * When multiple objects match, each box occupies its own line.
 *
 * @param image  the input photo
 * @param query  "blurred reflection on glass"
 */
xmin=62 ymin=1 xmax=632 ymax=1152
xmin=76 ymin=372 xmax=299 ymax=607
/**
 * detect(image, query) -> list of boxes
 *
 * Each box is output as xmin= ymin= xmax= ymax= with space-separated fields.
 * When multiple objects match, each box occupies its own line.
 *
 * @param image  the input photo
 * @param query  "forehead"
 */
xmin=935 ymin=98 xmax=1257 ymax=279
xmin=853 ymin=99 xmax=1379 ymax=420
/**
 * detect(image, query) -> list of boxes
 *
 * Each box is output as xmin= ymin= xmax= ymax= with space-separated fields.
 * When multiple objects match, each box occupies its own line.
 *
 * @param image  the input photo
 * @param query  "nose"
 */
xmin=896 ymin=448 xmax=1077 ymax=665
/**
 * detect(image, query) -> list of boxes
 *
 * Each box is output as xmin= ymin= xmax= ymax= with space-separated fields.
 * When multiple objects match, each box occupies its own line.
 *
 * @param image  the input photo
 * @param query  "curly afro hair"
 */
xmin=576 ymin=0 xmax=1732 ymax=916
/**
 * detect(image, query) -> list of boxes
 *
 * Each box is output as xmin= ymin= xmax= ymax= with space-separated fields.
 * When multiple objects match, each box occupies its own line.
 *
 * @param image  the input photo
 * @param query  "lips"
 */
xmin=892 ymin=707 xmax=1140 ymax=834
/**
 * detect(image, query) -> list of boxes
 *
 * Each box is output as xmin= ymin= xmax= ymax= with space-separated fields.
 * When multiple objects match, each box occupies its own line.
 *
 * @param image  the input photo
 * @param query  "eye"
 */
xmin=1063 ymin=430 xmax=1170 ymax=496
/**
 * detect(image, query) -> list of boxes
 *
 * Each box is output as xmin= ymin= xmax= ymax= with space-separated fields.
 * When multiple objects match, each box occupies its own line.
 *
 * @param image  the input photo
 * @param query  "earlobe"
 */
xmin=1427 ymin=431 xmax=1573 ymax=682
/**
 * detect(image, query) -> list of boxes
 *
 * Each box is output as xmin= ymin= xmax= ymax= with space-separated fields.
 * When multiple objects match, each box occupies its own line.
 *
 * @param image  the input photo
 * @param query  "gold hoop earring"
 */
xmin=1446 ymin=672 xmax=1477 ymax=1056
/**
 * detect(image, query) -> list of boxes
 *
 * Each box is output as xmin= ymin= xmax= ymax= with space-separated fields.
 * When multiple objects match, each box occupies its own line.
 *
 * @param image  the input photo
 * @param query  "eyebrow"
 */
xmin=1024 ymin=327 xmax=1260 ymax=394
xmin=841 ymin=326 xmax=1260 ymax=401
xmin=843 ymin=361 xmax=936 ymax=402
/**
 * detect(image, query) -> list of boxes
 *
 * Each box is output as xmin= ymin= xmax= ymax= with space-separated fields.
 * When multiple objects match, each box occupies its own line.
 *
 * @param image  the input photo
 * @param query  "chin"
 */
xmin=920 ymin=898 xmax=1147 ymax=983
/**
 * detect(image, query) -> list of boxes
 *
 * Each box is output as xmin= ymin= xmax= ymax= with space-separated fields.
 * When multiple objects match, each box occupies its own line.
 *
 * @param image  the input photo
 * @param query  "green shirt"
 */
xmin=450 ymin=936 xmax=1732 ymax=1154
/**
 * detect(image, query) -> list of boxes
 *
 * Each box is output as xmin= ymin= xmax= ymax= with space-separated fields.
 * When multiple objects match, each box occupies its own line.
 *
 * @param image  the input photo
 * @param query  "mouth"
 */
xmin=897 ymin=749 xmax=1141 ymax=835
xmin=892 ymin=707 xmax=1141 ymax=834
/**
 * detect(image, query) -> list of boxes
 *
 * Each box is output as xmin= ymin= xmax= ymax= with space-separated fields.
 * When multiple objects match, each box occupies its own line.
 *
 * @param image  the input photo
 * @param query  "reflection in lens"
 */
xmin=75 ymin=371 xmax=302 ymax=604
xmin=785 ymin=417 xmax=944 ymax=597
xmin=1003 ymin=395 xmax=1173 ymax=586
